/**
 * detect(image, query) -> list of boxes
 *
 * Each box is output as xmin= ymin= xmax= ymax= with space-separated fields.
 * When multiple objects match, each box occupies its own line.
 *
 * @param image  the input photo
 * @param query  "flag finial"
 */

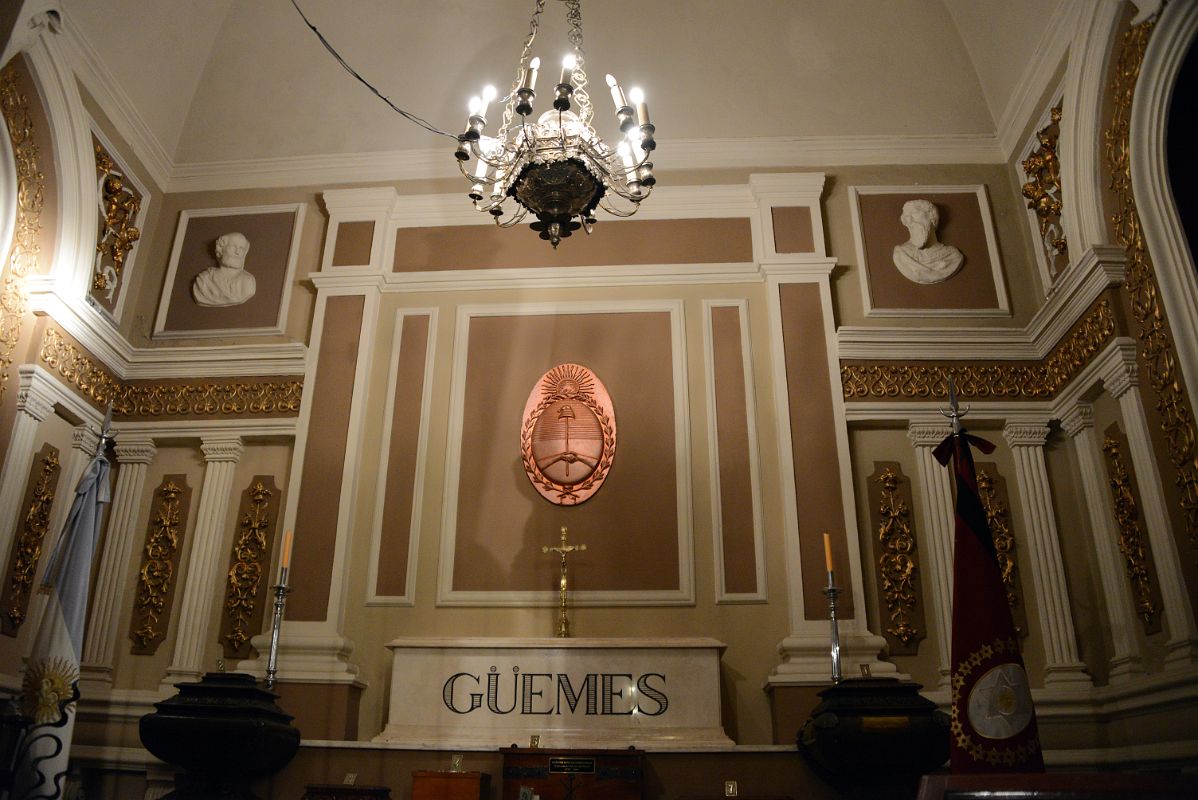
xmin=939 ymin=374 xmax=968 ymax=434
xmin=96 ymin=403 xmax=114 ymax=456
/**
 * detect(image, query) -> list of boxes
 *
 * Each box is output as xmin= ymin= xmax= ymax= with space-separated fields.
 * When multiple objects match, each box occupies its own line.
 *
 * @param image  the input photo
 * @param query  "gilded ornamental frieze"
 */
xmin=92 ymin=140 xmax=142 ymax=309
xmin=129 ymin=475 xmax=192 ymax=655
xmin=1021 ymin=100 xmax=1069 ymax=280
xmin=0 ymin=61 xmax=45 ymax=407
xmin=867 ymin=462 xmax=926 ymax=655
xmin=841 ymin=299 xmax=1116 ymax=401
xmin=220 ymin=476 xmax=281 ymax=660
xmin=1104 ymin=15 xmax=1198 ymax=563
xmin=1101 ymin=427 xmax=1161 ymax=632
xmin=38 ymin=327 xmax=303 ymax=418
xmin=976 ymin=465 xmax=1029 ymax=638
xmin=0 ymin=444 xmax=60 ymax=637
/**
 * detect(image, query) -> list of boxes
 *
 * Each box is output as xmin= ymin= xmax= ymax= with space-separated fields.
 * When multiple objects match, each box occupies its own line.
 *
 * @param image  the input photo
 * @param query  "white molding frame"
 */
xmin=848 ymin=184 xmax=1010 ymax=318
xmin=1130 ymin=0 xmax=1198 ymax=429
xmin=436 ymin=300 xmax=695 ymax=608
xmin=702 ymin=300 xmax=767 ymax=605
xmin=366 ymin=308 xmax=438 ymax=607
xmin=836 ymin=244 xmax=1126 ymax=361
xmin=87 ymin=121 xmax=152 ymax=325
xmin=151 ymin=203 xmax=306 ymax=340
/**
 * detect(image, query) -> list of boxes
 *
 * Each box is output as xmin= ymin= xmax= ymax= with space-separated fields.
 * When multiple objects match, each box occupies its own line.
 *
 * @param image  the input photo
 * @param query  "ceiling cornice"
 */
xmin=166 ymin=134 xmax=1005 ymax=194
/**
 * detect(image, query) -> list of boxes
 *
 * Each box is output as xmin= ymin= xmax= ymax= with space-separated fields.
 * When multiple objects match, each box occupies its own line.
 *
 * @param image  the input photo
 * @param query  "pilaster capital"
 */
xmin=907 ymin=421 xmax=951 ymax=449
xmin=1003 ymin=421 xmax=1051 ymax=448
xmin=1058 ymin=404 xmax=1094 ymax=438
xmin=200 ymin=435 xmax=244 ymax=463
xmin=15 ymin=387 xmax=55 ymax=422
xmin=114 ymin=437 xmax=157 ymax=465
xmin=72 ymin=425 xmax=101 ymax=455
xmin=1099 ymin=342 xmax=1139 ymax=399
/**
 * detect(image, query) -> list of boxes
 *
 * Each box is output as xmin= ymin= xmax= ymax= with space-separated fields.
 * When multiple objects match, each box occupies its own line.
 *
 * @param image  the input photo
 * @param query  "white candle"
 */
xmin=605 ymin=73 xmax=627 ymax=109
xmin=522 ymin=57 xmax=541 ymax=91
xmin=477 ymin=85 xmax=497 ymax=120
xmin=277 ymin=529 xmax=294 ymax=586
xmin=559 ymin=54 xmax=577 ymax=86
xmin=629 ymin=86 xmax=650 ymax=127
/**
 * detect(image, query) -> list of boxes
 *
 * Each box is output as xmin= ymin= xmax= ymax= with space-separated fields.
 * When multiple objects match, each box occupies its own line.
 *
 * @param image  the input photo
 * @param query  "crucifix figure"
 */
xmin=542 ymin=525 xmax=587 ymax=638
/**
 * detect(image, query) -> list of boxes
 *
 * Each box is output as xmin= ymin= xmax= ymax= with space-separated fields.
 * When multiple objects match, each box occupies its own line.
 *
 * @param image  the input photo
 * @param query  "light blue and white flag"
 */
xmin=10 ymin=439 xmax=111 ymax=800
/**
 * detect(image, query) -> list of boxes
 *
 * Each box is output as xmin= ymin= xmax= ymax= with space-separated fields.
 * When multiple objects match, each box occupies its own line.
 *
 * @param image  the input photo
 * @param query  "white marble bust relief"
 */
xmin=891 ymin=199 xmax=964 ymax=284
xmin=192 ymin=231 xmax=256 ymax=307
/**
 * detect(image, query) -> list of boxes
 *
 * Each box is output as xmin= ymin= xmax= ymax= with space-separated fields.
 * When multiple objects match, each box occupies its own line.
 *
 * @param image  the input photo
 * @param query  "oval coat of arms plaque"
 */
xmin=521 ymin=363 xmax=616 ymax=506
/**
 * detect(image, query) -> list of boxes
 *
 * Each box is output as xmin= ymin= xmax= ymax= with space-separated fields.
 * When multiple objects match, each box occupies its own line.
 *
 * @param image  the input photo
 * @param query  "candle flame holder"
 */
xmin=265 ymin=583 xmax=290 ymax=689
xmin=824 ymin=571 xmax=842 ymax=684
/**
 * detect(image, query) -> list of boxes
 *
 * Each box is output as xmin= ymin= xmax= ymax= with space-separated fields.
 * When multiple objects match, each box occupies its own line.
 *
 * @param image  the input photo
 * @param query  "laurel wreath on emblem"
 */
xmin=520 ymin=391 xmax=616 ymax=505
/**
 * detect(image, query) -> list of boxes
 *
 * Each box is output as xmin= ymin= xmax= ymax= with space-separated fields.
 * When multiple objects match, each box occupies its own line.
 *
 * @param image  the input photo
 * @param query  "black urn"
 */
xmin=140 ymin=672 xmax=300 ymax=799
xmin=798 ymin=677 xmax=949 ymax=799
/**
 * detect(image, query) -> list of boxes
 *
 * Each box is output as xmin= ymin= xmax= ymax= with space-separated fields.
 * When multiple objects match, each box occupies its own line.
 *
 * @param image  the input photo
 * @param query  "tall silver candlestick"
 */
xmin=264 ymin=583 xmax=289 ymax=689
xmin=823 ymin=571 xmax=842 ymax=683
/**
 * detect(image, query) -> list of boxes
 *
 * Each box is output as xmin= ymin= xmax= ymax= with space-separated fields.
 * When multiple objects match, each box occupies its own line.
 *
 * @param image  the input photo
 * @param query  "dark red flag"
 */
xmin=934 ymin=429 xmax=1044 ymax=773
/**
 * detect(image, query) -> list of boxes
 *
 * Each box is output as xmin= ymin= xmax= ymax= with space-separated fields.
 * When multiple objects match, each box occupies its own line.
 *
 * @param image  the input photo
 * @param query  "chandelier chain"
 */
xmin=563 ymin=0 xmax=595 ymax=132
xmin=499 ymin=0 xmax=548 ymax=140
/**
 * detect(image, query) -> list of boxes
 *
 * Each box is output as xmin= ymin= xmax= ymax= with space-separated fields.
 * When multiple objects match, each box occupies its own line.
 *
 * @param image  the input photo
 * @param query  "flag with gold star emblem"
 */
xmin=934 ymin=426 xmax=1043 ymax=773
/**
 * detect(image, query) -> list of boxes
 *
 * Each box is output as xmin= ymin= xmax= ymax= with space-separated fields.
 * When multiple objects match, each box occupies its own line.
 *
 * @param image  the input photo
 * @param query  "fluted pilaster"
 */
xmin=1104 ymin=357 xmax=1198 ymax=665
xmin=1059 ymin=404 xmax=1145 ymax=682
xmin=81 ymin=436 xmax=157 ymax=684
xmin=0 ymin=385 xmax=55 ymax=566
xmin=907 ymin=421 xmax=953 ymax=685
xmin=1003 ymin=422 xmax=1091 ymax=688
xmin=163 ymin=435 xmax=244 ymax=686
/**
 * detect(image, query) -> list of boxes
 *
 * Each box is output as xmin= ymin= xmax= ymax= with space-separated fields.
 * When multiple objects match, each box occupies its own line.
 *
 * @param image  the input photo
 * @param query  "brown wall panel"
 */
xmin=331 ymin=220 xmax=375 ymax=266
xmin=779 ymin=283 xmax=854 ymax=618
xmin=772 ymin=207 xmax=815 ymax=254
xmin=452 ymin=311 xmax=679 ymax=593
xmin=394 ymin=218 xmax=752 ymax=271
xmin=710 ymin=306 xmax=758 ymax=596
xmin=290 ymin=294 xmax=364 ymax=620
xmin=375 ymin=314 xmax=430 ymax=598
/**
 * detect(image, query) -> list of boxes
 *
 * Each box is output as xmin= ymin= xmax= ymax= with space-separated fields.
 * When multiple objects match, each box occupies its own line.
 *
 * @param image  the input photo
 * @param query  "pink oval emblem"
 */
xmin=520 ymin=364 xmax=616 ymax=506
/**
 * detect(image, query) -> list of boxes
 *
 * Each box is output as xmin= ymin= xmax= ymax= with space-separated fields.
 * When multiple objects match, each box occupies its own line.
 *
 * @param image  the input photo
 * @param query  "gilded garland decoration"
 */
xmin=875 ymin=466 xmax=921 ymax=646
xmin=1104 ymin=15 xmax=1198 ymax=560
xmin=1102 ymin=434 xmax=1158 ymax=628
xmin=841 ymin=299 xmax=1115 ymax=401
xmin=93 ymin=143 xmax=142 ymax=297
xmin=1021 ymin=100 xmax=1068 ymax=279
xmin=2 ymin=450 xmax=59 ymax=634
xmin=223 ymin=480 xmax=274 ymax=655
xmin=0 ymin=64 xmax=43 ymax=407
xmin=39 ymin=328 xmax=303 ymax=416
xmin=131 ymin=480 xmax=184 ymax=650
xmin=977 ymin=469 xmax=1025 ymax=635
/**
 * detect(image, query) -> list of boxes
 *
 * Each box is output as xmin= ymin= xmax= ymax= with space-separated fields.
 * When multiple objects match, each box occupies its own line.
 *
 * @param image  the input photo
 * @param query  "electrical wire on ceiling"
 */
xmin=289 ymin=0 xmax=457 ymax=140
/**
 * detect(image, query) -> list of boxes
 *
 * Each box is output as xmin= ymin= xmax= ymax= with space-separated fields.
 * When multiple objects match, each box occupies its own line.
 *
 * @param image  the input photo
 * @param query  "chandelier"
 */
xmin=454 ymin=0 xmax=656 ymax=248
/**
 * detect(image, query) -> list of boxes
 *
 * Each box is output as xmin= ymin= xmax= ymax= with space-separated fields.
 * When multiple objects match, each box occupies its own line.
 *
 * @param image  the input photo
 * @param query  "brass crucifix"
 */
xmin=542 ymin=526 xmax=587 ymax=638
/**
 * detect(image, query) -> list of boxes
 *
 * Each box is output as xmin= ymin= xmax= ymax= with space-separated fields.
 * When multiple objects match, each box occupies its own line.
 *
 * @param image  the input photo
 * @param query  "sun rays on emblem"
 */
xmin=542 ymin=364 xmax=594 ymax=400
xmin=22 ymin=655 xmax=78 ymax=724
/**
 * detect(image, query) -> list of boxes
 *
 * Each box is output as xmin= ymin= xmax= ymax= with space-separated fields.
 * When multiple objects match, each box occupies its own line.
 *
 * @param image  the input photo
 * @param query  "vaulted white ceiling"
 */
xmin=60 ymin=0 xmax=1061 ymax=172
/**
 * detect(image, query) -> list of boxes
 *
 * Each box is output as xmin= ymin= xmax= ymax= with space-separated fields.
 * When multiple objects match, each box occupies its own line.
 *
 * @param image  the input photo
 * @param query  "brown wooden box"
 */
xmin=500 ymin=748 xmax=643 ymax=800
xmin=412 ymin=770 xmax=491 ymax=800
